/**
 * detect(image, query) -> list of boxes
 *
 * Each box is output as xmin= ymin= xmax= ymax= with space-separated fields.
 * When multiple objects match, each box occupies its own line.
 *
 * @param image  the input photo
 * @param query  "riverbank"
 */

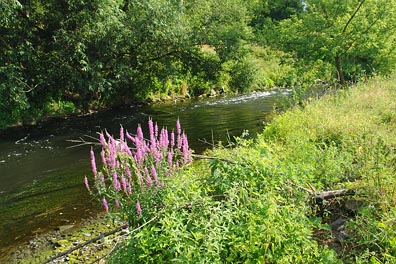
xmin=6 ymin=77 xmax=396 ymax=263
xmin=0 ymin=90 xmax=281 ymax=263
xmin=104 ymin=77 xmax=395 ymax=263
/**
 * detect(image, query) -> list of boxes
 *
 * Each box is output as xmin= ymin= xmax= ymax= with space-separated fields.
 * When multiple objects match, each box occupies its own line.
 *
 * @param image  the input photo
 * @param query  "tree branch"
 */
xmin=343 ymin=7 xmax=388 ymax=54
xmin=342 ymin=0 xmax=365 ymax=34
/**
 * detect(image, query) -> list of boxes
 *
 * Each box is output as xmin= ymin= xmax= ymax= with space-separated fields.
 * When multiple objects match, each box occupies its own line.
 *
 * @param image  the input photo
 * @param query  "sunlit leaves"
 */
xmin=277 ymin=0 xmax=396 ymax=83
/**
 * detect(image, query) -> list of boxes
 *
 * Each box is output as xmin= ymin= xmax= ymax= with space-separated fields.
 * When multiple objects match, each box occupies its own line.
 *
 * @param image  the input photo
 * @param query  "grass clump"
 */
xmin=106 ymin=77 xmax=396 ymax=263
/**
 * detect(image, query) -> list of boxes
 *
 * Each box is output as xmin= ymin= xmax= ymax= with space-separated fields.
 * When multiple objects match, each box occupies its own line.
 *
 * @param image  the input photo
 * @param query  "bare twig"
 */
xmin=198 ymin=138 xmax=217 ymax=148
xmin=66 ymin=135 xmax=100 ymax=149
xmin=307 ymin=182 xmax=317 ymax=194
xmin=286 ymin=180 xmax=314 ymax=195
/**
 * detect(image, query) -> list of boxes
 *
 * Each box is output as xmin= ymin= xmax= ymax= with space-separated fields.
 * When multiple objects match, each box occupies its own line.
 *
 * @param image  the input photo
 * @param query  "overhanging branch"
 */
xmin=342 ymin=0 xmax=365 ymax=34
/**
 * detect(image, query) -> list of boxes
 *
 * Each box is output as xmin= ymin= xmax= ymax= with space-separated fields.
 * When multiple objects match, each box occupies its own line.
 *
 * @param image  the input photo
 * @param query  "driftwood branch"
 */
xmin=286 ymin=180 xmax=354 ymax=203
xmin=314 ymin=189 xmax=354 ymax=202
xmin=42 ymin=216 xmax=159 ymax=264
xmin=286 ymin=180 xmax=314 ymax=195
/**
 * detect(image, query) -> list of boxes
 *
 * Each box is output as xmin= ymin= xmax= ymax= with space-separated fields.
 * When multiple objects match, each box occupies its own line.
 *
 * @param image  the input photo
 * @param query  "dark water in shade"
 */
xmin=0 ymin=91 xmax=284 ymax=258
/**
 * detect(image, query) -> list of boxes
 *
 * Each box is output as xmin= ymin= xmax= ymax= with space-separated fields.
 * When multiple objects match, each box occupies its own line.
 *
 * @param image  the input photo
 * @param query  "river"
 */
xmin=0 ymin=91 xmax=283 ymax=259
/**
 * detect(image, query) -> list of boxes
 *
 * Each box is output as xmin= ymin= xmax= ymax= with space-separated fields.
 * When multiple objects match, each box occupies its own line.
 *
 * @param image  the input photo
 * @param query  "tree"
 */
xmin=277 ymin=0 xmax=396 ymax=84
xmin=0 ymin=0 xmax=256 ymax=127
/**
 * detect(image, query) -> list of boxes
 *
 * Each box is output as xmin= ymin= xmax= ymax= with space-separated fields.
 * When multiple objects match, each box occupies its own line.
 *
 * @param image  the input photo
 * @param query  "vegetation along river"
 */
xmin=0 ymin=91 xmax=284 ymax=258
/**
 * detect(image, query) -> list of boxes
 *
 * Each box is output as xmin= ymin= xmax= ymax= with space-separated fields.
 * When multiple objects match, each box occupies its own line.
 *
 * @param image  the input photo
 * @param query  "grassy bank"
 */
xmin=107 ymin=77 xmax=395 ymax=263
xmin=17 ymin=77 xmax=395 ymax=263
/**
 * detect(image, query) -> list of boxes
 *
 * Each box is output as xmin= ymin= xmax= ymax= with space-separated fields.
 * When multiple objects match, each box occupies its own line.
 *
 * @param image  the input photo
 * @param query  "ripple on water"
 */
xmin=199 ymin=91 xmax=277 ymax=107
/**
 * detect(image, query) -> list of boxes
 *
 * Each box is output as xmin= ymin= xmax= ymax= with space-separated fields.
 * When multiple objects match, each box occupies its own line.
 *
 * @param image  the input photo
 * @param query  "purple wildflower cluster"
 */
xmin=84 ymin=118 xmax=192 ymax=216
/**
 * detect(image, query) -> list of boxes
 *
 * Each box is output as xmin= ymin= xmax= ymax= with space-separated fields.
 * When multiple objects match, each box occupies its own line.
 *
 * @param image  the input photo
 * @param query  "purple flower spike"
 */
xmin=182 ymin=133 xmax=191 ymax=163
xmin=124 ymin=142 xmax=133 ymax=157
xmin=125 ymin=164 xmax=132 ymax=180
xmin=99 ymin=133 xmax=107 ymax=149
xmin=159 ymin=128 xmax=169 ymax=150
xmin=107 ymin=149 xmax=115 ymax=168
xmin=121 ymin=177 xmax=127 ymax=194
xmin=90 ymin=147 xmax=97 ymax=176
xmin=170 ymin=131 xmax=175 ymax=147
xmin=148 ymin=119 xmax=154 ymax=139
xmin=176 ymin=118 xmax=181 ymax=135
xmin=137 ymin=125 xmax=144 ymax=140
xmin=144 ymin=167 xmax=153 ymax=187
xmin=115 ymin=199 xmax=121 ymax=209
xmin=177 ymin=135 xmax=182 ymax=149
xmin=113 ymin=171 xmax=121 ymax=191
xmin=84 ymin=176 xmax=90 ymax=192
xmin=151 ymin=165 xmax=158 ymax=184
xmin=101 ymin=150 xmax=106 ymax=166
xmin=135 ymin=146 xmax=146 ymax=167
xmin=120 ymin=125 xmax=125 ymax=142
xmin=102 ymin=197 xmax=109 ymax=212
xmin=167 ymin=151 xmax=173 ymax=168
xmin=136 ymin=201 xmax=142 ymax=215
xmin=126 ymin=131 xmax=135 ymax=143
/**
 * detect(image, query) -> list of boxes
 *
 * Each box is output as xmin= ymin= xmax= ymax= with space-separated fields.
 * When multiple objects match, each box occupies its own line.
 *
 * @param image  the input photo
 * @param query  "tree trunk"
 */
xmin=335 ymin=55 xmax=346 ymax=86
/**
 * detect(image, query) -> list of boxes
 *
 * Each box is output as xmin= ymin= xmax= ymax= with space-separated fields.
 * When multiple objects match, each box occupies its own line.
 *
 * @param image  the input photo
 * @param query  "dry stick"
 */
xmin=286 ymin=180 xmax=314 ymax=195
xmin=307 ymin=182 xmax=317 ymax=194
xmin=42 ymin=216 xmax=159 ymax=264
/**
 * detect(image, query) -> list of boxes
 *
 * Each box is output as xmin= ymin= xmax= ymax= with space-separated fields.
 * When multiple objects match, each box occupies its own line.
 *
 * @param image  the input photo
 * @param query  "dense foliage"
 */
xmin=102 ymin=77 xmax=396 ymax=263
xmin=1 ymin=0 xmax=396 ymax=128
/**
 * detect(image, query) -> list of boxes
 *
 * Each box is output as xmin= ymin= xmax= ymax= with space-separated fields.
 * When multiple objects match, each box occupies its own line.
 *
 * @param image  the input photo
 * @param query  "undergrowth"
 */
xmin=107 ymin=77 xmax=396 ymax=263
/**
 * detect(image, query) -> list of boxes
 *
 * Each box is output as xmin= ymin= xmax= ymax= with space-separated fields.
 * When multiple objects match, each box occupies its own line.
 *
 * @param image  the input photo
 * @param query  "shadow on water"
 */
xmin=0 ymin=90 xmax=283 ymax=259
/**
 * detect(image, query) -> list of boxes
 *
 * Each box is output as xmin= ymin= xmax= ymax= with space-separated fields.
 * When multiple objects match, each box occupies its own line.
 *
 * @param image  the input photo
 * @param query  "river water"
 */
xmin=0 ymin=91 xmax=283 ymax=258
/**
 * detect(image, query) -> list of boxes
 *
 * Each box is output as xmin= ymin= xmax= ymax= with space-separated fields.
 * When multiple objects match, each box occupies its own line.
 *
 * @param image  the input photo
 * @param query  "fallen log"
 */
xmin=286 ymin=180 xmax=354 ymax=203
xmin=314 ymin=189 xmax=354 ymax=202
